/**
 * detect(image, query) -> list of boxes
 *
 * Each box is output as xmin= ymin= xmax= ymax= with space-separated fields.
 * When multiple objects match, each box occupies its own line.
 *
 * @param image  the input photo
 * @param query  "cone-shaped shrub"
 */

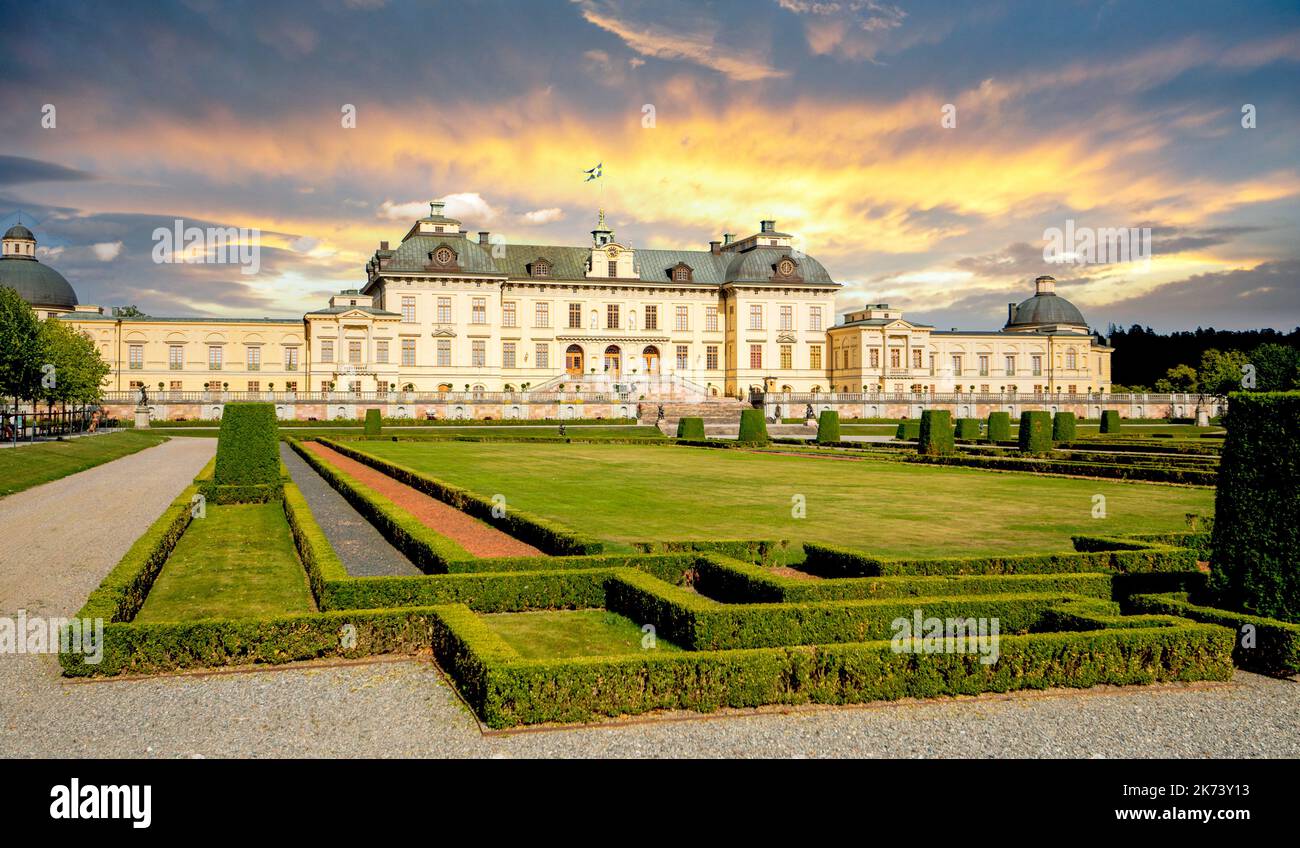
xmin=364 ymin=408 xmax=383 ymax=435
xmin=1018 ymin=410 xmax=1053 ymax=454
xmin=1209 ymin=392 xmax=1300 ymax=622
xmin=737 ymin=409 xmax=770 ymax=445
xmin=986 ymin=411 xmax=1011 ymax=442
xmin=1100 ymin=410 xmax=1122 ymax=433
xmin=894 ymin=420 xmax=920 ymax=440
xmin=214 ymin=402 xmax=279 ymax=486
xmin=955 ymin=418 xmax=981 ymax=440
xmin=816 ymin=410 xmax=841 ymax=444
xmin=676 ymin=417 xmax=705 ymax=439
xmin=918 ymin=409 xmax=955 ymax=456
xmin=1052 ymin=411 xmax=1077 ymax=442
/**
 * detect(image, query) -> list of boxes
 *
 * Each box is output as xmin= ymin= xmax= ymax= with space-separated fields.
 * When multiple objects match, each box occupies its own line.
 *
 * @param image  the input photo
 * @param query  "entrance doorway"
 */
xmin=565 ymin=344 xmax=584 ymax=376
xmin=642 ymin=345 xmax=660 ymax=375
xmin=603 ymin=345 xmax=621 ymax=376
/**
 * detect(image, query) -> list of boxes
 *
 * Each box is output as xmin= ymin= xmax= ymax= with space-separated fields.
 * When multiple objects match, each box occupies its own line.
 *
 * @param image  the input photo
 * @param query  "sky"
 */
xmin=1 ymin=0 xmax=1297 ymax=332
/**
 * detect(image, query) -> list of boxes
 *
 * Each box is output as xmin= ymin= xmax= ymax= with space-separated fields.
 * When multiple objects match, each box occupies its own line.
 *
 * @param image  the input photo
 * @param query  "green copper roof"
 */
xmin=0 ymin=256 xmax=78 ymax=308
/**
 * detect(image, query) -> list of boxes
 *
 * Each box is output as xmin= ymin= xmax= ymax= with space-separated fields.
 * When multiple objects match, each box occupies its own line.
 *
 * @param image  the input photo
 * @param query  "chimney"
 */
xmin=709 ymin=240 xmax=721 ymax=255
xmin=1035 ymin=275 xmax=1056 ymax=295
xmin=379 ymin=241 xmax=389 ymax=251
xmin=722 ymin=233 xmax=735 ymax=246
xmin=478 ymin=231 xmax=490 ymax=245
xmin=760 ymin=220 xmax=775 ymax=234
xmin=429 ymin=201 xmax=444 ymax=216
xmin=1008 ymin=303 xmax=1018 ymax=324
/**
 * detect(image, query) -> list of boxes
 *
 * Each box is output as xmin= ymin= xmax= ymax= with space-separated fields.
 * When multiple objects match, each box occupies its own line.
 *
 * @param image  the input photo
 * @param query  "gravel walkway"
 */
xmin=280 ymin=444 xmax=421 ymax=577
xmin=300 ymin=441 xmax=543 ymax=558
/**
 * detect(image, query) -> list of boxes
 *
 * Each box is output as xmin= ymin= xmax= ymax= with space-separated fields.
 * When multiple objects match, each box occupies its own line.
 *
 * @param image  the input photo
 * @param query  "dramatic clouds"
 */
xmin=1 ymin=0 xmax=1297 ymax=329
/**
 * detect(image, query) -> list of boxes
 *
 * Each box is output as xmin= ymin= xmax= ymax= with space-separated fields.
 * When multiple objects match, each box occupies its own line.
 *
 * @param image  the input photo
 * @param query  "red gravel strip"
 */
xmin=302 ymin=441 xmax=544 ymax=558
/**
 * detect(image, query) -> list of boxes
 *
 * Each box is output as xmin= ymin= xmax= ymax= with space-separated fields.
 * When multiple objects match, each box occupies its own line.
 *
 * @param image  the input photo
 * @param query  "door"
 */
xmin=565 ymin=345 xmax=584 ymax=376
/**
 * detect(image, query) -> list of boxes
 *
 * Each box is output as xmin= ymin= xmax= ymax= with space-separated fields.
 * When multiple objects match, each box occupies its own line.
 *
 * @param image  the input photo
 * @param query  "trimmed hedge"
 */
xmin=1128 ymin=592 xmax=1300 ymax=676
xmin=816 ymin=410 xmax=841 ymax=444
xmin=630 ymin=539 xmax=783 ymax=564
xmin=429 ymin=602 xmax=1234 ymax=727
xmin=802 ymin=540 xmax=1197 ymax=577
xmin=918 ymin=409 xmax=954 ymax=456
xmin=213 ymin=402 xmax=280 ymax=487
xmin=364 ymin=408 xmax=382 ymax=435
xmin=737 ymin=409 xmax=770 ymax=445
xmin=986 ymin=411 xmax=1011 ymax=442
xmin=894 ymin=420 xmax=920 ymax=440
xmin=905 ymin=452 xmax=1217 ymax=485
xmin=317 ymin=438 xmax=603 ymax=555
xmin=675 ymin=417 xmax=705 ymax=439
xmin=1018 ymin=410 xmax=1053 ymax=454
xmin=1209 ymin=391 xmax=1300 ymax=623
xmin=955 ymin=418 xmax=981 ymax=440
xmin=1052 ymin=411 xmax=1077 ymax=442
xmin=1100 ymin=410 xmax=1122 ymax=433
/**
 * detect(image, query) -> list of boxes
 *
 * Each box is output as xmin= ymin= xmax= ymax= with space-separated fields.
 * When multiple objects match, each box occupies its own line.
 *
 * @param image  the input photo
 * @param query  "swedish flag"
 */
xmin=583 ymin=163 xmax=602 ymax=182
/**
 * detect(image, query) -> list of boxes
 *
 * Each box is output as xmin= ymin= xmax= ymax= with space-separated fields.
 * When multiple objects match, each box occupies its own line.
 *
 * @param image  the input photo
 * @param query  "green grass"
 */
xmin=0 ymin=431 xmax=169 ymax=498
xmin=135 ymin=502 xmax=315 ymax=622
xmin=483 ymin=609 xmax=683 ymax=658
xmin=144 ymin=425 xmax=665 ymax=440
xmin=351 ymin=440 xmax=1214 ymax=560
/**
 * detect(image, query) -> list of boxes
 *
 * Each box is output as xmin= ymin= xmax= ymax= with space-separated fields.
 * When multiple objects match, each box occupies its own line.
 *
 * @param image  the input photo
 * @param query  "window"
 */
xmin=247 ymin=381 xmax=259 ymax=392
xmin=607 ymin=304 xmax=620 ymax=329
xmin=1005 ymin=355 xmax=1015 ymax=376
xmin=568 ymin=303 xmax=582 ymax=329
xmin=535 ymin=343 xmax=549 ymax=369
xmin=247 ymin=347 xmax=261 ymax=371
xmin=780 ymin=344 xmax=792 ymax=370
xmin=951 ymin=355 xmax=963 ymax=375
xmin=644 ymin=305 xmax=658 ymax=330
xmin=534 ymin=302 xmax=549 ymax=328
xmin=1068 ymin=384 xmax=1077 ymax=394
xmin=749 ymin=344 xmax=763 ymax=369
xmin=809 ymin=344 xmax=822 ymax=370
xmin=437 ymin=339 xmax=450 ymax=367
xmin=374 ymin=342 xmax=387 ymax=364
xmin=471 ymin=298 xmax=486 ymax=324
xmin=890 ymin=349 xmax=900 ymax=369
xmin=285 ymin=348 xmax=299 ymax=371
xmin=471 ymin=340 xmax=486 ymax=367
xmin=502 ymin=301 xmax=517 ymax=327
xmin=980 ymin=384 xmax=990 ymax=393
xmin=673 ymin=266 xmax=690 ymax=282
xmin=676 ymin=345 xmax=689 ymax=370
xmin=912 ymin=349 xmax=922 ymax=369
xmin=437 ymin=297 xmax=452 ymax=323
xmin=285 ymin=381 xmax=297 ymax=393
xmin=607 ymin=260 xmax=618 ymax=277
xmin=129 ymin=345 xmax=143 ymax=370
xmin=168 ymin=345 xmax=183 ymax=370
xmin=401 ymin=296 xmax=416 ymax=323
xmin=1066 ymin=349 xmax=1077 ymax=369
xmin=503 ymin=342 xmax=516 ymax=369
xmin=320 ymin=381 xmax=331 ymax=393
xmin=869 ymin=348 xmax=879 ymax=368
xmin=401 ymin=339 xmax=416 ymax=367
xmin=780 ymin=305 xmax=792 ymax=331
xmin=809 ymin=307 xmax=823 ymax=331
xmin=348 ymin=340 xmax=361 ymax=365
xmin=169 ymin=380 xmax=182 ymax=391
xmin=706 ymin=345 xmax=719 ymax=370
xmin=705 ymin=306 xmax=718 ymax=332
xmin=1032 ymin=355 xmax=1043 ymax=376
xmin=748 ymin=304 xmax=763 ymax=330
xmin=320 ymin=340 xmax=333 ymax=362
xmin=532 ymin=260 xmax=550 ymax=278
xmin=979 ymin=355 xmax=989 ymax=376
xmin=675 ymin=306 xmax=689 ymax=332
xmin=208 ymin=346 xmax=223 ymax=370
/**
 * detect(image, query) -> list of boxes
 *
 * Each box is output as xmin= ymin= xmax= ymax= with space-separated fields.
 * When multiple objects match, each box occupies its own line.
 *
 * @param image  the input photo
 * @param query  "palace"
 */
xmin=1 ymin=205 xmax=1112 ymax=402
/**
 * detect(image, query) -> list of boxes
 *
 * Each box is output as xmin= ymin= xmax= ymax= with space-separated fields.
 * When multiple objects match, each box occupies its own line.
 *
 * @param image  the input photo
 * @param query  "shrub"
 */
xmin=986 ymin=411 xmax=1011 ymax=442
xmin=816 ymin=410 xmax=841 ymax=444
xmin=803 ymin=540 xmax=1197 ymax=577
xmin=208 ymin=402 xmax=283 ymax=502
xmin=675 ymin=417 xmax=705 ymax=439
xmin=1128 ymin=593 xmax=1300 ymax=676
xmin=1018 ymin=410 xmax=1053 ymax=454
xmin=737 ymin=409 xmax=770 ymax=445
xmin=1100 ymin=410 xmax=1122 ymax=433
xmin=895 ymin=421 xmax=920 ymax=440
xmin=955 ymin=418 xmax=981 ymax=440
xmin=1052 ymin=411 xmax=1077 ymax=442
xmin=364 ymin=408 xmax=382 ymax=435
xmin=917 ymin=409 xmax=954 ymax=456
xmin=1209 ymin=392 xmax=1300 ymax=622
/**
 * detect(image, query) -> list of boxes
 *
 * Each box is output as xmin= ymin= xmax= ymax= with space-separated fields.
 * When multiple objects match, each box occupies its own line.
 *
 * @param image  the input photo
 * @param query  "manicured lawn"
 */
xmin=484 ymin=610 xmax=682 ymax=658
xmin=0 ymin=431 xmax=169 ymax=498
xmin=145 ymin=425 xmax=665 ymax=440
xmin=352 ymin=440 xmax=1216 ymax=558
xmin=135 ymin=502 xmax=315 ymax=622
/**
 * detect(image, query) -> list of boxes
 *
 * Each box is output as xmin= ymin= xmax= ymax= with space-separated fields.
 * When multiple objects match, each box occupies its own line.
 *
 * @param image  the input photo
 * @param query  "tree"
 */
xmin=1248 ymin=343 xmax=1300 ymax=391
xmin=1154 ymin=363 xmax=1197 ymax=393
xmin=112 ymin=305 xmax=148 ymax=318
xmin=1198 ymin=349 xmax=1251 ymax=396
xmin=0 ymin=286 xmax=44 ymax=402
xmin=35 ymin=318 xmax=110 ymax=408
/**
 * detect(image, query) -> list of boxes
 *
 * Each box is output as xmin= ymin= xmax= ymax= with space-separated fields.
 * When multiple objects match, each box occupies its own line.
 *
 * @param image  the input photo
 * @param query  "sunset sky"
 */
xmin=2 ymin=0 xmax=1298 ymax=332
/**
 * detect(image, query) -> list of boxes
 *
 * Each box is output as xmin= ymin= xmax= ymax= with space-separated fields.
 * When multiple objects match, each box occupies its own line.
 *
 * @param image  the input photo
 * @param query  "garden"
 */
xmin=59 ymin=395 xmax=1300 ymax=730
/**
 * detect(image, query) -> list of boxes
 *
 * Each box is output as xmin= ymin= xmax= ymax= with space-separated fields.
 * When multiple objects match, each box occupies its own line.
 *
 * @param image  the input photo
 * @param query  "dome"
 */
xmin=0 ymin=255 xmax=79 ymax=309
xmin=1004 ymin=276 xmax=1086 ymax=329
xmin=723 ymin=247 xmax=834 ymax=284
xmin=4 ymin=224 xmax=34 ymax=240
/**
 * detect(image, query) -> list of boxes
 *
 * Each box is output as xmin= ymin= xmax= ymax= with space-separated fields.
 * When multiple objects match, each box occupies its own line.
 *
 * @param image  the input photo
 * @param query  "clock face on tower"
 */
xmin=433 ymin=247 xmax=454 ymax=265
xmin=777 ymin=258 xmax=795 ymax=276
xmin=606 ymin=246 xmax=619 ymax=258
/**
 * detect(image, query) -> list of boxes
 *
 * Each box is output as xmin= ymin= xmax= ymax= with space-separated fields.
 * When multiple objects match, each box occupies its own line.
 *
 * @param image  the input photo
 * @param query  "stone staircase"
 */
xmin=650 ymin=398 xmax=754 ymax=437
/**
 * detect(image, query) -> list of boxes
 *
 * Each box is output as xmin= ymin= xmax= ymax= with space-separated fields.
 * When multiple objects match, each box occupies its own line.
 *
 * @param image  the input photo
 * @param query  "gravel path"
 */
xmin=280 ymin=444 xmax=421 ymax=577
xmin=300 ymin=441 xmax=543 ymax=558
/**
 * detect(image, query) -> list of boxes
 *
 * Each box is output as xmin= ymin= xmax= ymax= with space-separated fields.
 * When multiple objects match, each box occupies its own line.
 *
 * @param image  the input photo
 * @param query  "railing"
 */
xmin=763 ymin=392 xmax=1221 ymax=405
xmin=101 ymin=390 xmax=635 ymax=404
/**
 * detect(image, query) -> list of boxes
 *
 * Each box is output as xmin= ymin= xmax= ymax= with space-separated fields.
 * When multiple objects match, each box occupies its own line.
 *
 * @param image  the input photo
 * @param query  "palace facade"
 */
xmin=1 ymin=205 xmax=1112 ymax=401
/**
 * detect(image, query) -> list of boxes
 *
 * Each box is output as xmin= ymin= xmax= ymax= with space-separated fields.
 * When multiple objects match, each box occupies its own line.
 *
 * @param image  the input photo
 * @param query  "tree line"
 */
xmin=0 ymin=286 xmax=110 ymax=407
xmin=1108 ymin=324 xmax=1300 ymax=394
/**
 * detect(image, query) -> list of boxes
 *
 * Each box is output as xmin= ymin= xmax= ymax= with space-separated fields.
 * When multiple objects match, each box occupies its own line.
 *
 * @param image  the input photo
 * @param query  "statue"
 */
xmin=805 ymin=403 xmax=814 ymax=420
xmin=558 ymin=423 xmax=567 ymax=437
xmin=656 ymin=404 xmax=665 ymax=421
xmin=138 ymin=385 xmax=149 ymax=407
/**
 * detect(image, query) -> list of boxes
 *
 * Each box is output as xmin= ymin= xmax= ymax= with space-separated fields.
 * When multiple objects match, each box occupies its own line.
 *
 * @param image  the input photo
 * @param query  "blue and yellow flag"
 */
xmin=583 ymin=163 xmax=602 ymax=182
